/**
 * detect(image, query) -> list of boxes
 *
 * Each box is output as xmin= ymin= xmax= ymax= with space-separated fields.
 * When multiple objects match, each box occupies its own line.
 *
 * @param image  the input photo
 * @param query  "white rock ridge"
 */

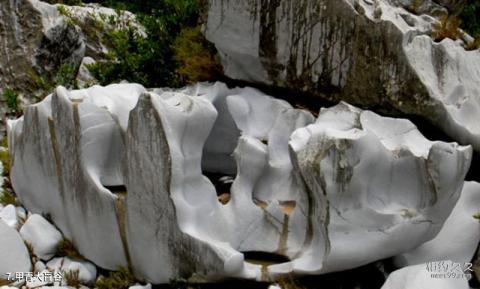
xmin=8 ymin=83 xmax=473 ymax=283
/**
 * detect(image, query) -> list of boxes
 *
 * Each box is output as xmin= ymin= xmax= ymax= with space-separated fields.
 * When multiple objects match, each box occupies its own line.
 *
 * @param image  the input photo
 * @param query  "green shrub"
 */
xmin=95 ymin=267 xmax=136 ymax=289
xmin=54 ymin=64 xmax=79 ymax=89
xmin=173 ymin=27 xmax=222 ymax=84
xmin=0 ymin=191 xmax=16 ymax=206
xmin=460 ymin=2 xmax=480 ymax=38
xmin=88 ymin=0 xmax=205 ymax=88
xmin=3 ymin=88 xmax=21 ymax=114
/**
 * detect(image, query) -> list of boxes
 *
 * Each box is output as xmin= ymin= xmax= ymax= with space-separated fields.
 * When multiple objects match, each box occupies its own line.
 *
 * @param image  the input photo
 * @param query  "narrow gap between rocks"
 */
xmin=204 ymin=172 xmax=234 ymax=205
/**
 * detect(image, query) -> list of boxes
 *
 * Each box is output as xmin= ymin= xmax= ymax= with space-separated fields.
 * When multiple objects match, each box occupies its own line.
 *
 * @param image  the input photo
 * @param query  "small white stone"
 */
xmin=34 ymin=260 xmax=46 ymax=273
xmin=20 ymin=214 xmax=63 ymax=261
xmin=47 ymin=257 xmax=97 ymax=285
xmin=61 ymin=257 xmax=97 ymax=285
xmin=0 ymin=204 xmax=18 ymax=229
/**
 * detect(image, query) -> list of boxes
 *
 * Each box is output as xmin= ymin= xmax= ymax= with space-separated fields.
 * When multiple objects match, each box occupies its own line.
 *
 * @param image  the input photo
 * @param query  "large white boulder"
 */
xmin=289 ymin=102 xmax=472 ymax=273
xmin=8 ymin=83 xmax=146 ymax=270
xmin=20 ymin=214 xmax=63 ymax=261
xmin=205 ymin=0 xmax=480 ymax=152
xmin=0 ymin=219 xmax=32 ymax=280
xmin=8 ymin=83 xmax=472 ymax=283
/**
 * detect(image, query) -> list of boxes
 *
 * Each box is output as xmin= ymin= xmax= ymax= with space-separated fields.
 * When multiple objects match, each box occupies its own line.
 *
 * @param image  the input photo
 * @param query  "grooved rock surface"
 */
xmin=8 ymin=83 xmax=473 ymax=283
xmin=204 ymin=0 xmax=480 ymax=151
xmin=289 ymin=102 xmax=472 ymax=273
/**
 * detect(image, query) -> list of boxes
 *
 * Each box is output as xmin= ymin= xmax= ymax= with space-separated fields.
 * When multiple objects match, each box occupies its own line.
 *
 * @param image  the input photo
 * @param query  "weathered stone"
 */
xmin=394 ymin=181 xmax=480 ymax=266
xmin=8 ymin=83 xmax=147 ymax=270
xmin=0 ymin=0 xmax=143 ymax=99
xmin=8 ymin=83 xmax=472 ymax=283
xmin=204 ymin=0 xmax=480 ymax=152
xmin=20 ymin=214 xmax=63 ymax=261
xmin=289 ymin=102 xmax=472 ymax=273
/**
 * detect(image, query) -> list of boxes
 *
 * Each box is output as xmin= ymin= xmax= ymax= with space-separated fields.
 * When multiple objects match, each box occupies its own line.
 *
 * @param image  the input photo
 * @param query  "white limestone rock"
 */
xmin=46 ymin=257 xmax=97 ymax=285
xmin=205 ymin=0 xmax=480 ymax=152
xmin=0 ymin=219 xmax=32 ymax=280
xmin=20 ymin=214 xmax=63 ymax=261
xmin=34 ymin=261 xmax=47 ymax=273
xmin=125 ymin=85 xmax=319 ymax=283
xmin=289 ymin=102 xmax=472 ymax=273
xmin=76 ymin=57 xmax=98 ymax=89
xmin=0 ymin=205 xmax=19 ymax=229
xmin=395 ymin=181 xmax=480 ymax=266
xmin=381 ymin=263 xmax=469 ymax=289
xmin=8 ymin=83 xmax=147 ymax=270
xmin=8 ymin=83 xmax=473 ymax=283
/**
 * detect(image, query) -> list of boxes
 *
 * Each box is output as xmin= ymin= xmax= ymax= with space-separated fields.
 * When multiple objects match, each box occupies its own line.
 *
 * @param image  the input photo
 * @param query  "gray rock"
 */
xmin=0 ymin=0 xmax=143 ymax=99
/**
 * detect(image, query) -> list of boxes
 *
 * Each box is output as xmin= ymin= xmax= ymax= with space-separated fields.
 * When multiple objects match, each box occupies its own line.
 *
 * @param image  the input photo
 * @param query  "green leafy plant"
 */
xmin=0 ymin=191 xmax=16 ymax=206
xmin=88 ymin=0 xmax=206 ymax=88
xmin=173 ymin=27 xmax=222 ymax=84
xmin=95 ymin=267 xmax=136 ymax=289
xmin=3 ymin=88 xmax=21 ymax=114
xmin=54 ymin=64 xmax=79 ymax=89
xmin=56 ymin=239 xmax=85 ymax=260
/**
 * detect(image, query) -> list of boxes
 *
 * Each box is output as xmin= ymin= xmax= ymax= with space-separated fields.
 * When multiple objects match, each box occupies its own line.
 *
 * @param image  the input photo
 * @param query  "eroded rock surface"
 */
xmin=204 ymin=0 xmax=480 ymax=152
xmin=7 ymin=83 xmax=473 ymax=284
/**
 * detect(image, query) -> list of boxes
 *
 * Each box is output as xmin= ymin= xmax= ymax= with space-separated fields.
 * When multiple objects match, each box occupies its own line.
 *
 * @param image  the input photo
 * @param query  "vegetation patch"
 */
xmin=64 ymin=269 xmax=82 ymax=288
xmin=173 ymin=27 xmax=222 ymax=84
xmin=3 ymin=88 xmax=21 ymax=115
xmin=432 ymin=15 xmax=462 ymax=42
xmin=95 ymin=267 xmax=136 ymax=289
xmin=56 ymin=238 xmax=85 ymax=260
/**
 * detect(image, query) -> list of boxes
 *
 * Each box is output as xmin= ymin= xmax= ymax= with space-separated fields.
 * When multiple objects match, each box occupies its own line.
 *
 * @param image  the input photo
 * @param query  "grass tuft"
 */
xmin=56 ymin=238 xmax=85 ymax=260
xmin=64 ymin=269 xmax=82 ymax=288
xmin=95 ymin=267 xmax=136 ymax=289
